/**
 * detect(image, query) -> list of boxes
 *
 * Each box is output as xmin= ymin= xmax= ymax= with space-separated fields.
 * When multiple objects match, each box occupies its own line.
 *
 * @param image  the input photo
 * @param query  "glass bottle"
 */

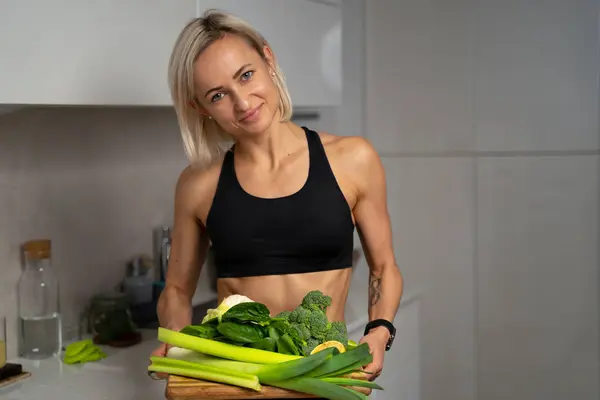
xmin=17 ymin=239 xmax=62 ymax=359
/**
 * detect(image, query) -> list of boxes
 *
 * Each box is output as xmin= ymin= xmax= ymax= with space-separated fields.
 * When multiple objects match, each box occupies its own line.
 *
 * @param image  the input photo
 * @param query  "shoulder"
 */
xmin=175 ymin=156 xmax=226 ymax=223
xmin=317 ymin=132 xmax=384 ymax=195
xmin=318 ymin=132 xmax=381 ymax=171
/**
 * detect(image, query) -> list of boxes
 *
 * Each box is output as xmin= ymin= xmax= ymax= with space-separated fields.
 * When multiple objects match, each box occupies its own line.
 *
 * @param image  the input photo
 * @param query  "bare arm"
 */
xmin=351 ymin=139 xmax=403 ymax=325
xmin=157 ymin=168 xmax=210 ymax=331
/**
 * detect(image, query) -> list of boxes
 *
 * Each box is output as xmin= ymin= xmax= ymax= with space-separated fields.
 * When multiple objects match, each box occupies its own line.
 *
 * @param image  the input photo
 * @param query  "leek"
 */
xmin=305 ymin=343 xmax=372 ymax=377
xmin=266 ymin=376 xmax=367 ymax=400
xmin=321 ymin=377 xmax=383 ymax=390
xmin=148 ymin=356 xmax=261 ymax=391
xmin=166 ymin=347 xmax=264 ymax=375
xmin=158 ymin=327 xmax=301 ymax=364
xmin=256 ymin=347 xmax=336 ymax=381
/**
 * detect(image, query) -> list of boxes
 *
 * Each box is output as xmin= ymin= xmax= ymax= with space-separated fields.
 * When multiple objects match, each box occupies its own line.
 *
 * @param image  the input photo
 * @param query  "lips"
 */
xmin=240 ymin=104 xmax=262 ymax=122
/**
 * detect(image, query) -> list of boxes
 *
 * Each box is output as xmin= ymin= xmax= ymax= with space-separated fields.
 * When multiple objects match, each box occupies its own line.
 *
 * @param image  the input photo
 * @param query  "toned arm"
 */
xmin=351 ymin=138 xmax=403 ymax=325
xmin=157 ymin=167 xmax=210 ymax=331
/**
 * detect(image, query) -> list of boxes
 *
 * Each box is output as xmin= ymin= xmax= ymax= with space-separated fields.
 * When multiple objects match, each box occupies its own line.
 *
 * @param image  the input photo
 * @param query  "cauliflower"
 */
xmin=201 ymin=294 xmax=254 ymax=324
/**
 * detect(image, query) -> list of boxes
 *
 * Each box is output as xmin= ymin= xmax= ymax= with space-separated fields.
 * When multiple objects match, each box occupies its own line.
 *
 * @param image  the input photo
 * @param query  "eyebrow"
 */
xmin=204 ymin=63 xmax=252 ymax=98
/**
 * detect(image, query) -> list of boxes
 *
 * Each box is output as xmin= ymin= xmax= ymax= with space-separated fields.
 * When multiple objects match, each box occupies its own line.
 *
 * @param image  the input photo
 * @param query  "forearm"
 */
xmin=157 ymin=284 xmax=193 ymax=331
xmin=368 ymin=264 xmax=403 ymax=323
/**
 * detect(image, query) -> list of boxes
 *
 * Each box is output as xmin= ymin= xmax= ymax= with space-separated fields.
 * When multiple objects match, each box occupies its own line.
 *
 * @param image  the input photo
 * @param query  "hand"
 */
xmin=358 ymin=326 xmax=390 ymax=381
xmin=148 ymin=343 xmax=170 ymax=380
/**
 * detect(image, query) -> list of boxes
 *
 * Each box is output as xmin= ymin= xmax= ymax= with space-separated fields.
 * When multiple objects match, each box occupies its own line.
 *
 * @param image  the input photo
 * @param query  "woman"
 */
xmin=152 ymin=9 xmax=403 ymax=381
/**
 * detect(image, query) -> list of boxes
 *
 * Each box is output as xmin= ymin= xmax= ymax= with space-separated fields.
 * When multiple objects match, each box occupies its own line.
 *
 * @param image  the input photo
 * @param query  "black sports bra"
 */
xmin=205 ymin=127 xmax=355 ymax=278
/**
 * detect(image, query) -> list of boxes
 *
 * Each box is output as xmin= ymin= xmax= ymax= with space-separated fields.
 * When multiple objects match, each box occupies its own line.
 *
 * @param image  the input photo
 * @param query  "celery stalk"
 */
xmin=166 ymin=347 xmax=264 ymax=375
xmin=148 ymin=357 xmax=261 ymax=391
xmin=158 ymin=327 xmax=301 ymax=364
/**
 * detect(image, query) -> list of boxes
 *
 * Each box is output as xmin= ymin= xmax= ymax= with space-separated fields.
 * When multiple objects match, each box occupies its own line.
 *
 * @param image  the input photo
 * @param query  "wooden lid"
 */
xmin=23 ymin=239 xmax=51 ymax=260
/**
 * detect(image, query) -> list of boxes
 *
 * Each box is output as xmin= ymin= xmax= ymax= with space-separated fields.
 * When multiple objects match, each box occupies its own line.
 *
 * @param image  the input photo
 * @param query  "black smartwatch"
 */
xmin=364 ymin=319 xmax=396 ymax=351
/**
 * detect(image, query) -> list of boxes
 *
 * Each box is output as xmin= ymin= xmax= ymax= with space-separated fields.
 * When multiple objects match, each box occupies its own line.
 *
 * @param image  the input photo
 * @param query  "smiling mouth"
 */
xmin=239 ymin=104 xmax=262 ymax=122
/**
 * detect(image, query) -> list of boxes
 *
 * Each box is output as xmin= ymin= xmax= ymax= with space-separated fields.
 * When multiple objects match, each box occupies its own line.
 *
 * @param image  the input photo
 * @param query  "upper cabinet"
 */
xmin=0 ymin=0 xmax=341 ymax=108
xmin=0 ymin=0 xmax=197 ymax=106
xmin=196 ymin=0 xmax=342 ymax=108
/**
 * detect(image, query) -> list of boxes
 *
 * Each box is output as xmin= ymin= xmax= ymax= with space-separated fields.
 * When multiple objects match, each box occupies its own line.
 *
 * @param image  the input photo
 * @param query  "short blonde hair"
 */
xmin=168 ymin=9 xmax=293 ymax=168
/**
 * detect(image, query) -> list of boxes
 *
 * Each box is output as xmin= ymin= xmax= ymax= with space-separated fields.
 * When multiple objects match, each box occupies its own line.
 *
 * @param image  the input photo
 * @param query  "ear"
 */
xmin=262 ymin=44 xmax=277 ymax=72
xmin=188 ymin=99 xmax=210 ymax=117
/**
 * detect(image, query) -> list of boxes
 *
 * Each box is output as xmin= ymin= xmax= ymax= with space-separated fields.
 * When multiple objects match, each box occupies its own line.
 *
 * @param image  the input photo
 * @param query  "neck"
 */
xmin=235 ymin=121 xmax=304 ymax=170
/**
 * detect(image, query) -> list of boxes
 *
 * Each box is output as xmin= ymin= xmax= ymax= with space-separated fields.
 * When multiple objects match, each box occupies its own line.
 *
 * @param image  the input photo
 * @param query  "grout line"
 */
xmin=377 ymin=149 xmax=600 ymax=158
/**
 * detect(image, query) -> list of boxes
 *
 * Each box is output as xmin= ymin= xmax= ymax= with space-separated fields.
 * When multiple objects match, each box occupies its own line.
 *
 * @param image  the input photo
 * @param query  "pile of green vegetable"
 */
xmin=181 ymin=290 xmax=349 ymax=357
xmin=148 ymin=291 xmax=383 ymax=400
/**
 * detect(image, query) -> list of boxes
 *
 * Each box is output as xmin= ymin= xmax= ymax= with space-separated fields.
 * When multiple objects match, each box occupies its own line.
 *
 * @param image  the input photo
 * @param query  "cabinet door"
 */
xmin=0 ymin=0 xmax=196 ymax=106
xmin=197 ymin=0 xmax=341 ymax=107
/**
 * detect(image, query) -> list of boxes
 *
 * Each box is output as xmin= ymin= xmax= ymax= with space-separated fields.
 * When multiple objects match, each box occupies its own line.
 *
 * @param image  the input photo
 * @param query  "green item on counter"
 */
xmin=62 ymin=339 xmax=107 ymax=364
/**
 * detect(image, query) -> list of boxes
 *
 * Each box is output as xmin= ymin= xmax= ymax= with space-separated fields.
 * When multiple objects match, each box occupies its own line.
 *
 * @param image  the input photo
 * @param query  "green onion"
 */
xmin=148 ymin=356 xmax=261 ymax=391
xmin=158 ymin=327 xmax=301 ymax=364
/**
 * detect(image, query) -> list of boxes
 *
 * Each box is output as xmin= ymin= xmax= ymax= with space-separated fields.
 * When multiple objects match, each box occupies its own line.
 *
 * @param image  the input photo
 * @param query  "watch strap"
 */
xmin=364 ymin=319 xmax=396 ymax=351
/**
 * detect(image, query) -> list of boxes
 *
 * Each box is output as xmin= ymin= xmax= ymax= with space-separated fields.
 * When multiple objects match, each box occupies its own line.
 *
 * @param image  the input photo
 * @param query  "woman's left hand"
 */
xmin=358 ymin=326 xmax=390 ymax=381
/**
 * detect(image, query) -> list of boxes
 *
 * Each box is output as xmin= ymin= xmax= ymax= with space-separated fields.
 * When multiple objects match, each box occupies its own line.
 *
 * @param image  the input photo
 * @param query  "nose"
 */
xmin=232 ymin=89 xmax=250 ymax=112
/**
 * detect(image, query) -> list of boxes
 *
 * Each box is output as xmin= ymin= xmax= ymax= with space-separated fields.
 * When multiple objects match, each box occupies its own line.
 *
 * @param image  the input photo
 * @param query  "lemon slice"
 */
xmin=310 ymin=340 xmax=347 ymax=355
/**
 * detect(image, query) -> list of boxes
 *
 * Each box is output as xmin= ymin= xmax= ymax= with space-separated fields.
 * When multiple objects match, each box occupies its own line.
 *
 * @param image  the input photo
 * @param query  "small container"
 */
xmin=88 ymin=292 xmax=139 ymax=346
xmin=0 ymin=316 xmax=6 ymax=368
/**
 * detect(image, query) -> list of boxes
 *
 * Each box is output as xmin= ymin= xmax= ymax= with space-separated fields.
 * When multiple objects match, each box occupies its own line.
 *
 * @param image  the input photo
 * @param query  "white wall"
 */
xmin=365 ymin=1 xmax=599 ymax=399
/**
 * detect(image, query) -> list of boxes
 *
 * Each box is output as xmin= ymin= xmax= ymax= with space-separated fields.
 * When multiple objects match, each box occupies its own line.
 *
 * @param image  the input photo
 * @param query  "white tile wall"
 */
xmin=366 ymin=0 xmax=599 ymax=399
xmin=382 ymin=157 xmax=475 ymax=400
xmin=365 ymin=0 xmax=475 ymax=154
xmin=474 ymin=0 xmax=599 ymax=152
xmin=476 ymin=155 xmax=599 ymax=399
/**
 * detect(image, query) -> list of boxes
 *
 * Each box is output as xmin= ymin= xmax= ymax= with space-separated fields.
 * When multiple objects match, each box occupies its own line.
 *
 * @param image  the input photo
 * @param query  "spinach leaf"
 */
xmin=216 ymin=321 xmax=266 ymax=344
xmin=276 ymin=333 xmax=300 ymax=356
xmin=180 ymin=324 xmax=219 ymax=339
xmin=221 ymin=302 xmax=272 ymax=326
xmin=247 ymin=337 xmax=277 ymax=352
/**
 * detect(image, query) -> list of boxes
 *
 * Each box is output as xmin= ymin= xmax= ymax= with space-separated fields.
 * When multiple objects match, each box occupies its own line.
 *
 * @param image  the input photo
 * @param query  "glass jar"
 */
xmin=88 ymin=292 xmax=137 ymax=344
xmin=17 ymin=239 xmax=62 ymax=359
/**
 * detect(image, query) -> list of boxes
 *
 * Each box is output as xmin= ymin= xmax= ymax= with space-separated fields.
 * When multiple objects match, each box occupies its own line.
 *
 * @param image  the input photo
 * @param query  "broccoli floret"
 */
xmin=301 ymin=290 xmax=332 ymax=312
xmin=288 ymin=323 xmax=311 ymax=342
xmin=325 ymin=321 xmax=348 ymax=346
xmin=275 ymin=310 xmax=292 ymax=320
xmin=288 ymin=306 xmax=310 ymax=324
xmin=307 ymin=310 xmax=331 ymax=340
xmin=301 ymin=338 xmax=321 ymax=356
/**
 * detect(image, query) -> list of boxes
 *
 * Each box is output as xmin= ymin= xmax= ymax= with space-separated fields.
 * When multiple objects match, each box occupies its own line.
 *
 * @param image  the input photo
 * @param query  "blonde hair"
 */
xmin=168 ymin=9 xmax=293 ymax=168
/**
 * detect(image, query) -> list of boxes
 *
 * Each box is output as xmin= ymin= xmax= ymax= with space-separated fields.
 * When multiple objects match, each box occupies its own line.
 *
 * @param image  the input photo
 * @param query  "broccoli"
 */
xmin=325 ymin=321 xmax=348 ymax=346
xmin=288 ymin=323 xmax=311 ymax=343
xmin=301 ymin=337 xmax=321 ymax=356
xmin=275 ymin=310 xmax=292 ymax=320
xmin=306 ymin=310 xmax=331 ymax=340
xmin=288 ymin=307 xmax=310 ymax=324
xmin=301 ymin=290 xmax=332 ymax=312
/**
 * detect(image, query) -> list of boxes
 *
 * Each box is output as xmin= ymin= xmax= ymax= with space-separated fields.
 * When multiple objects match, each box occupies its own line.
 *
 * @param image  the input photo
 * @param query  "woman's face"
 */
xmin=193 ymin=33 xmax=281 ymax=138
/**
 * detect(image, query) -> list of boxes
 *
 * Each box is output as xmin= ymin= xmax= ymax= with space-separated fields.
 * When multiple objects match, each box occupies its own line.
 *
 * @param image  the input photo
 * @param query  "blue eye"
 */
xmin=211 ymin=93 xmax=224 ymax=103
xmin=241 ymin=70 xmax=254 ymax=81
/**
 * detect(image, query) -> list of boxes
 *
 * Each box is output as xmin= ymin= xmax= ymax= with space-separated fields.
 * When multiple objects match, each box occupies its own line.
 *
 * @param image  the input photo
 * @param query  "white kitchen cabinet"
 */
xmin=197 ymin=0 xmax=342 ymax=107
xmin=0 ymin=0 xmax=197 ymax=106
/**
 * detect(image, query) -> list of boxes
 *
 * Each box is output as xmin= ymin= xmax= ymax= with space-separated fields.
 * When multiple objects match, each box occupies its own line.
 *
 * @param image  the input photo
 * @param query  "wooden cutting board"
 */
xmin=166 ymin=373 xmax=372 ymax=399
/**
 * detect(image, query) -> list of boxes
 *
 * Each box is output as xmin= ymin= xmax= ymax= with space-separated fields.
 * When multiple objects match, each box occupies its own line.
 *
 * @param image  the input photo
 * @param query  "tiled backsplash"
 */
xmin=0 ymin=106 xmax=188 ymax=359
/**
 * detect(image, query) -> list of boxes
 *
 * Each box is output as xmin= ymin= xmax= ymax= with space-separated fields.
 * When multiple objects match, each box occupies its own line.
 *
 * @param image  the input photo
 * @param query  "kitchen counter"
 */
xmin=0 ymin=289 xmax=420 ymax=400
xmin=0 ymin=329 xmax=167 ymax=400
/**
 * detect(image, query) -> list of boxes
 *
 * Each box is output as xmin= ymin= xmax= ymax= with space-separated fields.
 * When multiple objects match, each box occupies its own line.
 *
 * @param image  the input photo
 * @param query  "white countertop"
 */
xmin=0 ymin=329 xmax=167 ymax=400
